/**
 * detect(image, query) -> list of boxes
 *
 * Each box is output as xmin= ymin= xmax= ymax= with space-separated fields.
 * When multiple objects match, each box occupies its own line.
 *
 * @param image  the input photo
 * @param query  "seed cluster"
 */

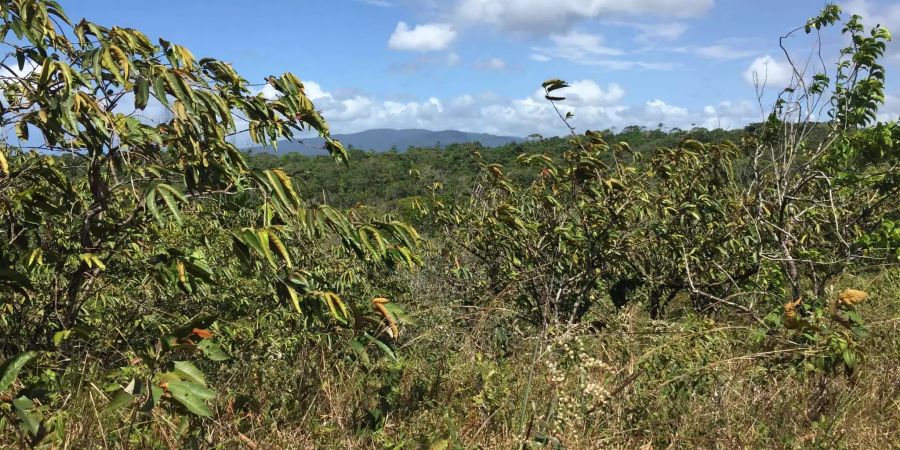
xmin=544 ymin=335 xmax=613 ymax=435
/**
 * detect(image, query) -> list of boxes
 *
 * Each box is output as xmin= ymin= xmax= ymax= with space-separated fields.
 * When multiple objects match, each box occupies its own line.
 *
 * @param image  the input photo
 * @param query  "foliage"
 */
xmin=0 ymin=0 xmax=416 ymax=443
xmin=418 ymin=96 xmax=759 ymax=326
xmin=0 ymin=2 xmax=897 ymax=448
xmin=747 ymin=7 xmax=899 ymax=374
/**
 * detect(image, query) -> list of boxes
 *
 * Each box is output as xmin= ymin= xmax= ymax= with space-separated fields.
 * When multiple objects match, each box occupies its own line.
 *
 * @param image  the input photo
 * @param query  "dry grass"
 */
xmin=4 ymin=270 xmax=898 ymax=449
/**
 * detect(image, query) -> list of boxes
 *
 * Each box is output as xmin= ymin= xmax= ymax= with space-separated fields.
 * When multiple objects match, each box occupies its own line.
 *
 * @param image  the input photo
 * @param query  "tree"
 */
xmin=746 ymin=6 xmax=899 ymax=372
xmin=0 ymin=0 xmax=416 ymax=442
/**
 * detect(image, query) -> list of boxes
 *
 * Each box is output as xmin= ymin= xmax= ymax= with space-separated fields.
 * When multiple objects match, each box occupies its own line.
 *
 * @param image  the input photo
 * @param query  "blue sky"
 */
xmin=62 ymin=0 xmax=900 ymax=136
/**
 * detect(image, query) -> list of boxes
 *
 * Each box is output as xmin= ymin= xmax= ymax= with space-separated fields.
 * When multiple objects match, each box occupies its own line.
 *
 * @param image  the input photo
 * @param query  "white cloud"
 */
xmin=631 ymin=22 xmax=688 ymax=43
xmin=295 ymin=78 xmax=893 ymax=138
xmin=280 ymin=79 xmax=751 ymax=138
xmin=455 ymin=0 xmax=714 ymax=34
xmin=743 ymin=55 xmax=793 ymax=88
xmin=531 ymin=30 xmax=675 ymax=70
xmin=876 ymin=92 xmax=900 ymax=123
xmin=700 ymin=100 xmax=761 ymax=129
xmin=843 ymin=0 xmax=900 ymax=68
xmin=546 ymin=31 xmax=624 ymax=56
xmin=327 ymin=95 xmax=375 ymax=121
xmin=303 ymin=81 xmax=332 ymax=101
xmin=388 ymin=22 xmax=457 ymax=52
xmin=257 ymin=84 xmax=280 ymax=100
xmin=0 ymin=57 xmax=40 ymax=83
xmin=694 ymin=44 xmax=756 ymax=60
xmin=533 ymin=80 xmax=625 ymax=105
xmin=842 ymin=0 xmax=900 ymax=32
xmin=643 ymin=99 xmax=688 ymax=120
xmin=474 ymin=57 xmax=508 ymax=70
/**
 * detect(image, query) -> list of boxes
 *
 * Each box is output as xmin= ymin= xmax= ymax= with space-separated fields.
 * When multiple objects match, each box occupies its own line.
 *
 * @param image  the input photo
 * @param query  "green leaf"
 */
xmin=155 ymin=183 xmax=186 ymax=224
xmin=0 ymin=351 xmax=38 ymax=392
xmin=164 ymin=70 xmax=194 ymax=111
xmin=173 ymin=361 xmax=206 ymax=385
xmin=146 ymin=186 xmax=162 ymax=225
xmin=142 ymin=385 xmax=163 ymax=412
xmin=15 ymin=49 xmax=26 ymax=71
xmin=197 ymin=340 xmax=229 ymax=362
xmin=541 ymin=78 xmax=564 ymax=88
xmin=264 ymin=169 xmax=294 ymax=212
xmin=12 ymin=396 xmax=40 ymax=436
xmin=843 ymin=351 xmax=857 ymax=370
xmin=167 ymin=380 xmax=215 ymax=417
xmin=430 ymin=439 xmax=450 ymax=450
xmin=152 ymin=75 xmax=169 ymax=107
xmin=103 ymin=389 xmax=135 ymax=415
xmin=15 ymin=120 xmax=28 ymax=140
xmin=135 ymin=76 xmax=150 ymax=110
xmin=349 ymin=339 xmax=370 ymax=365
xmin=52 ymin=330 xmax=73 ymax=347
xmin=363 ymin=332 xmax=396 ymax=361
xmin=0 ymin=268 xmax=34 ymax=291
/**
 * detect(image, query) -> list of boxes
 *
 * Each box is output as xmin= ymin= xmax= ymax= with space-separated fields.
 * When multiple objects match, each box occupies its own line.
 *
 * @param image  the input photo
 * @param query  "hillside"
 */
xmin=250 ymin=128 xmax=523 ymax=154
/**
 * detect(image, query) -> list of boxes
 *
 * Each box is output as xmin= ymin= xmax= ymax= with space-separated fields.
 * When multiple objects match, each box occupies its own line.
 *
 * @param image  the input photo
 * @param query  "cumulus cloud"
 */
xmin=843 ymin=0 xmax=899 ymax=68
xmin=536 ymin=80 xmax=625 ymax=105
xmin=388 ymin=22 xmax=458 ymax=52
xmin=743 ymin=55 xmax=793 ymax=89
xmin=454 ymin=0 xmax=714 ymax=34
xmin=282 ymin=79 xmax=894 ymax=140
xmin=643 ymin=99 xmax=688 ymax=120
xmin=700 ymin=100 xmax=761 ymax=129
xmin=531 ymin=30 xmax=675 ymax=70
xmin=257 ymin=84 xmax=280 ymax=100
xmin=0 ymin=59 xmax=39 ymax=79
xmin=273 ymin=79 xmax=759 ymax=139
xmin=842 ymin=0 xmax=900 ymax=32
xmin=876 ymin=92 xmax=900 ymax=123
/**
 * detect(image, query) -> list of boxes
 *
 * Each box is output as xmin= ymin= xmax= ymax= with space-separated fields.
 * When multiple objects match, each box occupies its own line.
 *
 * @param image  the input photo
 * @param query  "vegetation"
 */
xmin=0 ymin=1 xmax=897 ymax=448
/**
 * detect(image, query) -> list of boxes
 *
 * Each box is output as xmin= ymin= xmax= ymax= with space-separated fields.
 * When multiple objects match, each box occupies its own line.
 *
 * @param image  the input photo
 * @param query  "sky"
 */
xmin=60 ymin=0 xmax=900 ymax=137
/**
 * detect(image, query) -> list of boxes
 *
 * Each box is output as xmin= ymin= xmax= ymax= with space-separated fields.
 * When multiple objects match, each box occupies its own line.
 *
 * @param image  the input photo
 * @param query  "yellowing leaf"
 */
xmin=372 ymin=297 xmax=399 ymax=338
xmin=0 ymin=150 xmax=9 ymax=176
xmin=839 ymin=289 xmax=868 ymax=306
xmin=268 ymin=232 xmax=292 ymax=268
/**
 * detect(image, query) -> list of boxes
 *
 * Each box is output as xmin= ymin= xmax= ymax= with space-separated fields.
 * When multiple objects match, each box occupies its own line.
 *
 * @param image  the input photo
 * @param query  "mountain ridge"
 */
xmin=249 ymin=128 xmax=523 ymax=155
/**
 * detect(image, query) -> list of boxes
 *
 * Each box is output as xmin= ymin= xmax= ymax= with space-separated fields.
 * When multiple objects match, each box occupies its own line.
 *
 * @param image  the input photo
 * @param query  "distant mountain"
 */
xmin=249 ymin=128 xmax=523 ymax=155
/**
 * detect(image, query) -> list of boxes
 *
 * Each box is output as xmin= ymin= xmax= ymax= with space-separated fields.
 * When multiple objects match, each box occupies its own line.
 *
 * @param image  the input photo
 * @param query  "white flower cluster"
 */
xmin=543 ymin=336 xmax=613 ymax=435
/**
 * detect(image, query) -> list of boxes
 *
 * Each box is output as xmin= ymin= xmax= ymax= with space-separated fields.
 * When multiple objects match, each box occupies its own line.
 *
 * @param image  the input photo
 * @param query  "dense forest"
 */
xmin=245 ymin=126 xmax=747 ymax=210
xmin=1 ymin=1 xmax=898 ymax=448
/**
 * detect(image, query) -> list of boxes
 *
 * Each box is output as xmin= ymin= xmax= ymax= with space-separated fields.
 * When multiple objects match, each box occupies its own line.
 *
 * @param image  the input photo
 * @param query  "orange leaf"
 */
xmin=192 ymin=328 xmax=213 ymax=339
